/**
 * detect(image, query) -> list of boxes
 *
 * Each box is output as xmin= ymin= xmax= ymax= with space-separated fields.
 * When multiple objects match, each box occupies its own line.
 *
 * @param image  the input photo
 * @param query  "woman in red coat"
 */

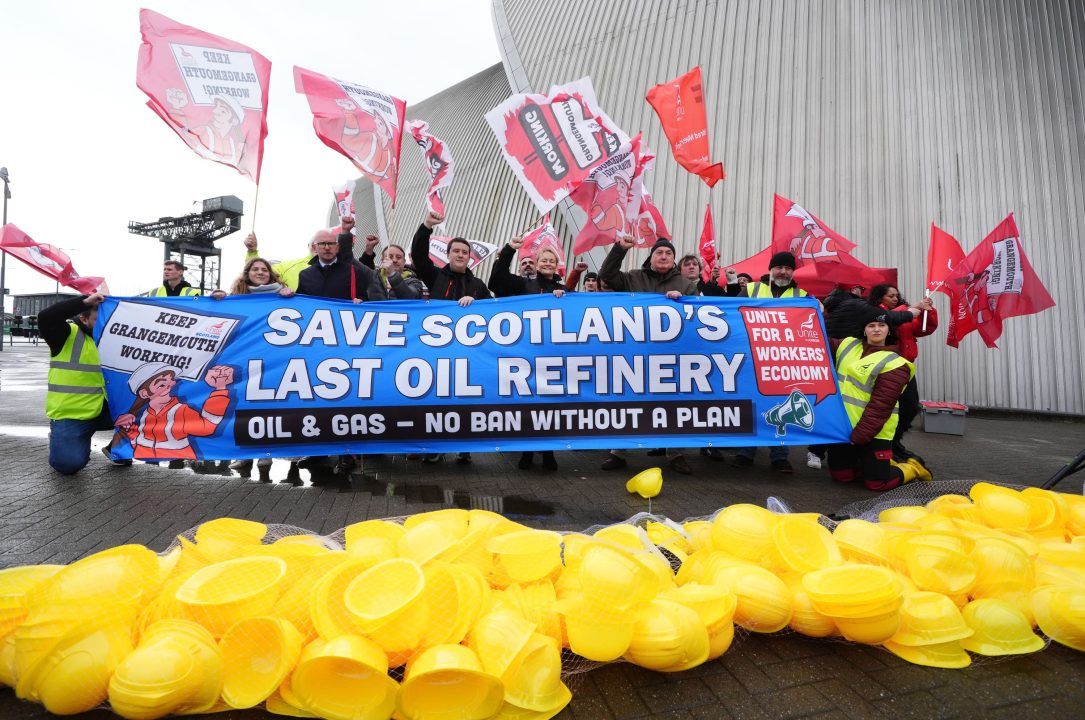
xmin=869 ymin=284 xmax=938 ymax=461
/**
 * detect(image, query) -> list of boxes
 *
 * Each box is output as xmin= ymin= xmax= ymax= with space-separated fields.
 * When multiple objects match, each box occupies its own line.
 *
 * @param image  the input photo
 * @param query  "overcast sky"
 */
xmin=0 ymin=0 xmax=501 ymax=305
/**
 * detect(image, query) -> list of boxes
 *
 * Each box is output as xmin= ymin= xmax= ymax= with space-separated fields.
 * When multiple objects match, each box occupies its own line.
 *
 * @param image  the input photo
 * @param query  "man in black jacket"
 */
xmin=410 ymin=211 xmax=492 ymax=307
xmin=297 ymin=217 xmax=375 ymax=301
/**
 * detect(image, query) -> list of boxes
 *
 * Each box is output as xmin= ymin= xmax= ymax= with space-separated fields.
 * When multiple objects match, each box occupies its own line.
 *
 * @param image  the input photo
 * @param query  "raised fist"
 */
xmin=205 ymin=365 xmax=234 ymax=390
xmin=574 ymin=261 xmax=589 ymax=272
xmin=340 ymin=216 xmax=356 ymax=235
xmin=166 ymin=88 xmax=188 ymax=110
xmin=364 ymin=234 xmax=380 ymax=253
xmin=423 ymin=211 xmax=444 ymax=229
xmin=244 ymin=233 xmax=258 ymax=251
xmin=508 ymin=235 xmax=525 ymax=250
xmin=616 ymin=232 xmax=635 ymax=250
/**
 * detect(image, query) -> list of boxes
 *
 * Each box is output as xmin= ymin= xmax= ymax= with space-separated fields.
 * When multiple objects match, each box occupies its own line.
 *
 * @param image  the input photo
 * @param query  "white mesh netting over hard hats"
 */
xmin=2 ymin=479 xmax=1083 ymax=719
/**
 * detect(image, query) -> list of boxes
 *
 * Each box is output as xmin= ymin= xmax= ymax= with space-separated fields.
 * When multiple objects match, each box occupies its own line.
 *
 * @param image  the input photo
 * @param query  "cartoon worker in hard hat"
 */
xmin=113 ymin=362 xmax=234 ymax=460
xmin=165 ymin=89 xmax=247 ymax=167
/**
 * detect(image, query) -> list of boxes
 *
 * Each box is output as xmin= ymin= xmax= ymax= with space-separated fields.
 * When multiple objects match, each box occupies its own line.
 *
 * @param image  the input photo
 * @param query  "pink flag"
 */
xmin=485 ymin=77 xmax=631 ymax=214
xmin=406 ymin=120 xmax=455 ymax=217
xmin=569 ymin=135 xmax=640 ymax=255
xmin=628 ymin=145 xmax=671 ymax=248
xmin=332 ymin=180 xmax=356 ymax=221
xmin=771 ymin=194 xmax=856 ymax=266
xmin=1 ymin=224 xmax=108 ymax=294
xmin=698 ymin=204 xmax=716 ymax=283
xmin=728 ymin=246 xmax=896 ymax=298
xmin=137 ymin=9 xmax=271 ymax=183
xmin=645 ymin=67 xmax=725 ymax=187
xmin=944 ymin=213 xmax=1055 ymax=348
xmin=520 ymin=215 xmax=567 ymax=276
xmin=294 ymin=66 xmax=407 ymax=205
xmin=927 ymin=223 xmax=966 ymax=296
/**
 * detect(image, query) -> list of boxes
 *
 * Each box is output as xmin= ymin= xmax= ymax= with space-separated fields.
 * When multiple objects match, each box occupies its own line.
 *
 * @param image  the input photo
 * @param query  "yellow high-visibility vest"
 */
xmin=148 ymin=285 xmax=201 ymax=297
xmin=834 ymin=338 xmax=915 ymax=441
xmin=745 ymin=282 xmax=808 ymax=298
xmin=46 ymin=323 xmax=105 ymax=420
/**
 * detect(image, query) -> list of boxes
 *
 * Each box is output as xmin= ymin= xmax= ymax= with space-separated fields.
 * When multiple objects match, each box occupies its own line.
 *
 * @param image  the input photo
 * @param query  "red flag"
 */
xmin=137 ymin=9 xmax=271 ymax=183
xmin=485 ymin=78 xmax=631 ymax=214
xmin=570 ymin=135 xmax=640 ymax=256
xmin=294 ymin=66 xmax=407 ymax=205
xmin=698 ymin=204 xmax=716 ymax=283
xmin=332 ymin=180 xmax=356 ymax=221
xmin=771 ymin=194 xmax=857 ymax=265
xmin=728 ymin=246 xmax=896 ymax=298
xmin=944 ymin=214 xmax=1055 ymax=348
xmin=406 ymin=120 xmax=455 ymax=217
xmin=628 ymin=144 xmax=671 ymax=249
xmin=645 ymin=67 xmax=725 ymax=188
xmin=1 ymin=224 xmax=108 ymax=294
xmin=926 ymin=223 xmax=966 ymax=296
xmin=520 ymin=215 xmax=567 ymax=276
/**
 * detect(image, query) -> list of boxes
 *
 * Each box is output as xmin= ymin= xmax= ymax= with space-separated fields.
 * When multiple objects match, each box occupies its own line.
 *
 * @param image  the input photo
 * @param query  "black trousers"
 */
xmin=828 ymin=438 xmax=895 ymax=484
xmin=894 ymin=378 xmax=920 ymax=443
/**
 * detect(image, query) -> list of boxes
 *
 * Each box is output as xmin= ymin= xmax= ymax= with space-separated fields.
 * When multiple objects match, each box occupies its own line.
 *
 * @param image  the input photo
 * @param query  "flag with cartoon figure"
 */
xmin=627 ymin=144 xmax=670 ymax=248
xmin=944 ymin=213 xmax=1055 ymax=348
xmin=332 ymin=180 xmax=356 ymax=221
xmin=137 ymin=9 xmax=271 ymax=182
xmin=406 ymin=120 xmax=455 ymax=216
xmin=519 ymin=215 xmax=567 ymax=276
xmin=771 ymin=194 xmax=857 ymax=266
xmin=0 ymin=224 xmax=108 ymax=294
xmin=570 ymin=135 xmax=640 ymax=255
xmin=294 ymin=66 xmax=407 ymax=205
xmin=485 ymin=77 xmax=630 ymax=214
xmin=645 ymin=66 xmax=724 ymax=187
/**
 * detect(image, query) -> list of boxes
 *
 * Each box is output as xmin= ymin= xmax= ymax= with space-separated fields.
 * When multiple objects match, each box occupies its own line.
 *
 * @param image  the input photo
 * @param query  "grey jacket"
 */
xmin=598 ymin=244 xmax=698 ymax=295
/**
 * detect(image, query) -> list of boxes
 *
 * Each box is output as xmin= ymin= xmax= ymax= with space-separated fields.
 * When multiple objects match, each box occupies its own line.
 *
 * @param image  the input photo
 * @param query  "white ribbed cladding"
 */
xmin=489 ymin=0 xmax=1084 ymax=415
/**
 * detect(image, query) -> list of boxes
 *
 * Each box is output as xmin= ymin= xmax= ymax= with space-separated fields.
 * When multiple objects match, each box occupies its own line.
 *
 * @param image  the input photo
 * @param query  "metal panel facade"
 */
xmin=488 ymin=0 xmax=1083 ymax=415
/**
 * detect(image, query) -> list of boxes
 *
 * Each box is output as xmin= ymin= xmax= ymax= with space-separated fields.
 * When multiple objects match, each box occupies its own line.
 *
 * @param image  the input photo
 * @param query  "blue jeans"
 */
xmin=735 ymin=445 xmax=790 ymax=462
xmin=49 ymin=407 xmax=114 ymax=475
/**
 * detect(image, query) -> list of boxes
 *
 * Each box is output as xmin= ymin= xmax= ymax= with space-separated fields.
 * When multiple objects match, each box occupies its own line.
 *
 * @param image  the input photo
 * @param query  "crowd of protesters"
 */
xmin=42 ymin=210 xmax=938 ymax=493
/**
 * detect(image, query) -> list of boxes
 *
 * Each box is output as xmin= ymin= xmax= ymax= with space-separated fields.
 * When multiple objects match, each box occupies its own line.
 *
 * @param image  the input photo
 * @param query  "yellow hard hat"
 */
xmin=960 ymin=599 xmax=1045 ymax=656
xmin=625 ymin=467 xmax=663 ymax=499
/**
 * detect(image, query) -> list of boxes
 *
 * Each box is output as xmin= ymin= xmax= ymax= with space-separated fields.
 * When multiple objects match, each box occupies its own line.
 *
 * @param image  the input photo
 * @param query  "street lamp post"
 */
xmin=1 ymin=166 xmax=10 ymax=352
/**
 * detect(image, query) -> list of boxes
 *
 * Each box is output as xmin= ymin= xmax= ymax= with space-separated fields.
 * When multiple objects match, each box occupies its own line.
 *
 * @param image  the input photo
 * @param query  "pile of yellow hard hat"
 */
xmin=1 ymin=482 xmax=1083 ymax=718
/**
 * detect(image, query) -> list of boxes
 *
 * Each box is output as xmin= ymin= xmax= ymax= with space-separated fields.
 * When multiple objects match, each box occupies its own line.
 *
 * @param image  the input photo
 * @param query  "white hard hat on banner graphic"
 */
xmin=128 ymin=362 xmax=181 ymax=394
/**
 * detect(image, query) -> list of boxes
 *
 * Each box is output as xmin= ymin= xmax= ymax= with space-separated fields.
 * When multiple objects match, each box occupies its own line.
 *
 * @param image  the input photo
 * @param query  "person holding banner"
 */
xmin=488 ymin=236 xmax=569 ymax=299
xmin=583 ymin=272 xmax=600 ymax=291
xmin=410 ymin=211 xmax=492 ymax=306
xmin=212 ymin=258 xmax=296 ymax=300
xmin=297 ymin=217 xmax=375 ymax=301
xmin=39 ymin=293 xmax=131 ymax=474
xmin=599 ymin=235 xmax=697 ymax=475
xmin=360 ymin=236 xmax=425 ymax=301
xmin=744 ymin=252 xmax=808 ymax=299
xmin=148 ymin=261 xmax=201 ymax=297
xmin=243 ymin=234 xmax=317 ymax=291
xmin=679 ymin=255 xmax=724 ymax=296
xmin=828 ymin=316 xmax=929 ymax=491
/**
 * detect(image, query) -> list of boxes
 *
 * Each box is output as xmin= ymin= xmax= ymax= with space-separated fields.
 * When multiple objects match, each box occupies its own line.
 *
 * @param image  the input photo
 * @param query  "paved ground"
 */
xmin=1 ymin=339 xmax=1083 ymax=719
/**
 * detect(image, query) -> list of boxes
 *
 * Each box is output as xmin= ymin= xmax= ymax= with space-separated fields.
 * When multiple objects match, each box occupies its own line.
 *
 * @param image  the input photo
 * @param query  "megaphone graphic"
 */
xmin=763 ymin=391 xmax=814 ymax=437
xmin=625 ymin=467 xmax=663 ymax=499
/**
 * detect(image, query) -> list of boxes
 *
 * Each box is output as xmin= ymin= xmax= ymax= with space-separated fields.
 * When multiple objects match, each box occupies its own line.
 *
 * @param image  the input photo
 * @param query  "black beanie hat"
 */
xmin=585 ymin=271 xmax=599 ymax=280
xmin=650 ymin=238 xmax=676 ymax=256
xmin=768 ymin=251 xmax=796 ymax=270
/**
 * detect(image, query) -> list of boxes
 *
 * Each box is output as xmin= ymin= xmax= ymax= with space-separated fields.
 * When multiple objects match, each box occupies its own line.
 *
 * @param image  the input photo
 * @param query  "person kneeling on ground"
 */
xmin=827 ymin=316 xmax=931 ymax=491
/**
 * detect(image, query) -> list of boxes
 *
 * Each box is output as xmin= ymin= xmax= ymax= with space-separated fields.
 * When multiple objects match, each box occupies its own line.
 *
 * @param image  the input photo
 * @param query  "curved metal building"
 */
xmin=339 ymin=0 xmax=1084 ymax=416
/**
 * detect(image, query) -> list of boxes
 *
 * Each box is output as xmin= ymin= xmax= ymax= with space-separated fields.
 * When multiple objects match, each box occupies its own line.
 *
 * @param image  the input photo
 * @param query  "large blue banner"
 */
xmin=94 ymin=293 xmax=850 ymax=461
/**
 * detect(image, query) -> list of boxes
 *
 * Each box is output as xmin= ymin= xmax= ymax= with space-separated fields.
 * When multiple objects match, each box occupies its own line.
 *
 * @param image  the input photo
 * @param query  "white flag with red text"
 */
xmin=406 ymin=120 xmax=455 ymax=217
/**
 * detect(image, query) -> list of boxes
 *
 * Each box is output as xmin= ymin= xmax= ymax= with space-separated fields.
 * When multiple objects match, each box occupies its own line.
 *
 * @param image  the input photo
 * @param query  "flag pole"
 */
xmin=250 ymin=182 xmax=261 ymax=234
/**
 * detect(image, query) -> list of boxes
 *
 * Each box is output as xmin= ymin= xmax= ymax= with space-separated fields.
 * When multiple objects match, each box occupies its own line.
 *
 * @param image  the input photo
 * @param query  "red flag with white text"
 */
xmin=645 ymin=66 xmax=725 ymax=187
xmin=485 ymin=77 xmax=631 ymax=214
xmin=771 ymin=194 xmax=857 ymax=266
xmin=1 ymin=224 xmax=108 ymax=294
xmin=570 ymin=135 xmax=640 ymax=255
xmin=406 ymin=119 xmax=455 ymax=217
xmin=628 ymin=145 xmax=670 ymax=248
xmin=927 ymin=223 xmax=966 ymax=296
xmin=943 ymin=214 xmax=1055 ymax=348
xmin=520 ymin=215 xmax=567 ymax=276
xmin=137 ymin=9 xmax=271 ymax=182
xmin=698 ymin=204 xmax=716 ymax=283
xmin=294 ymin=66 xmax=407 ymax=205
